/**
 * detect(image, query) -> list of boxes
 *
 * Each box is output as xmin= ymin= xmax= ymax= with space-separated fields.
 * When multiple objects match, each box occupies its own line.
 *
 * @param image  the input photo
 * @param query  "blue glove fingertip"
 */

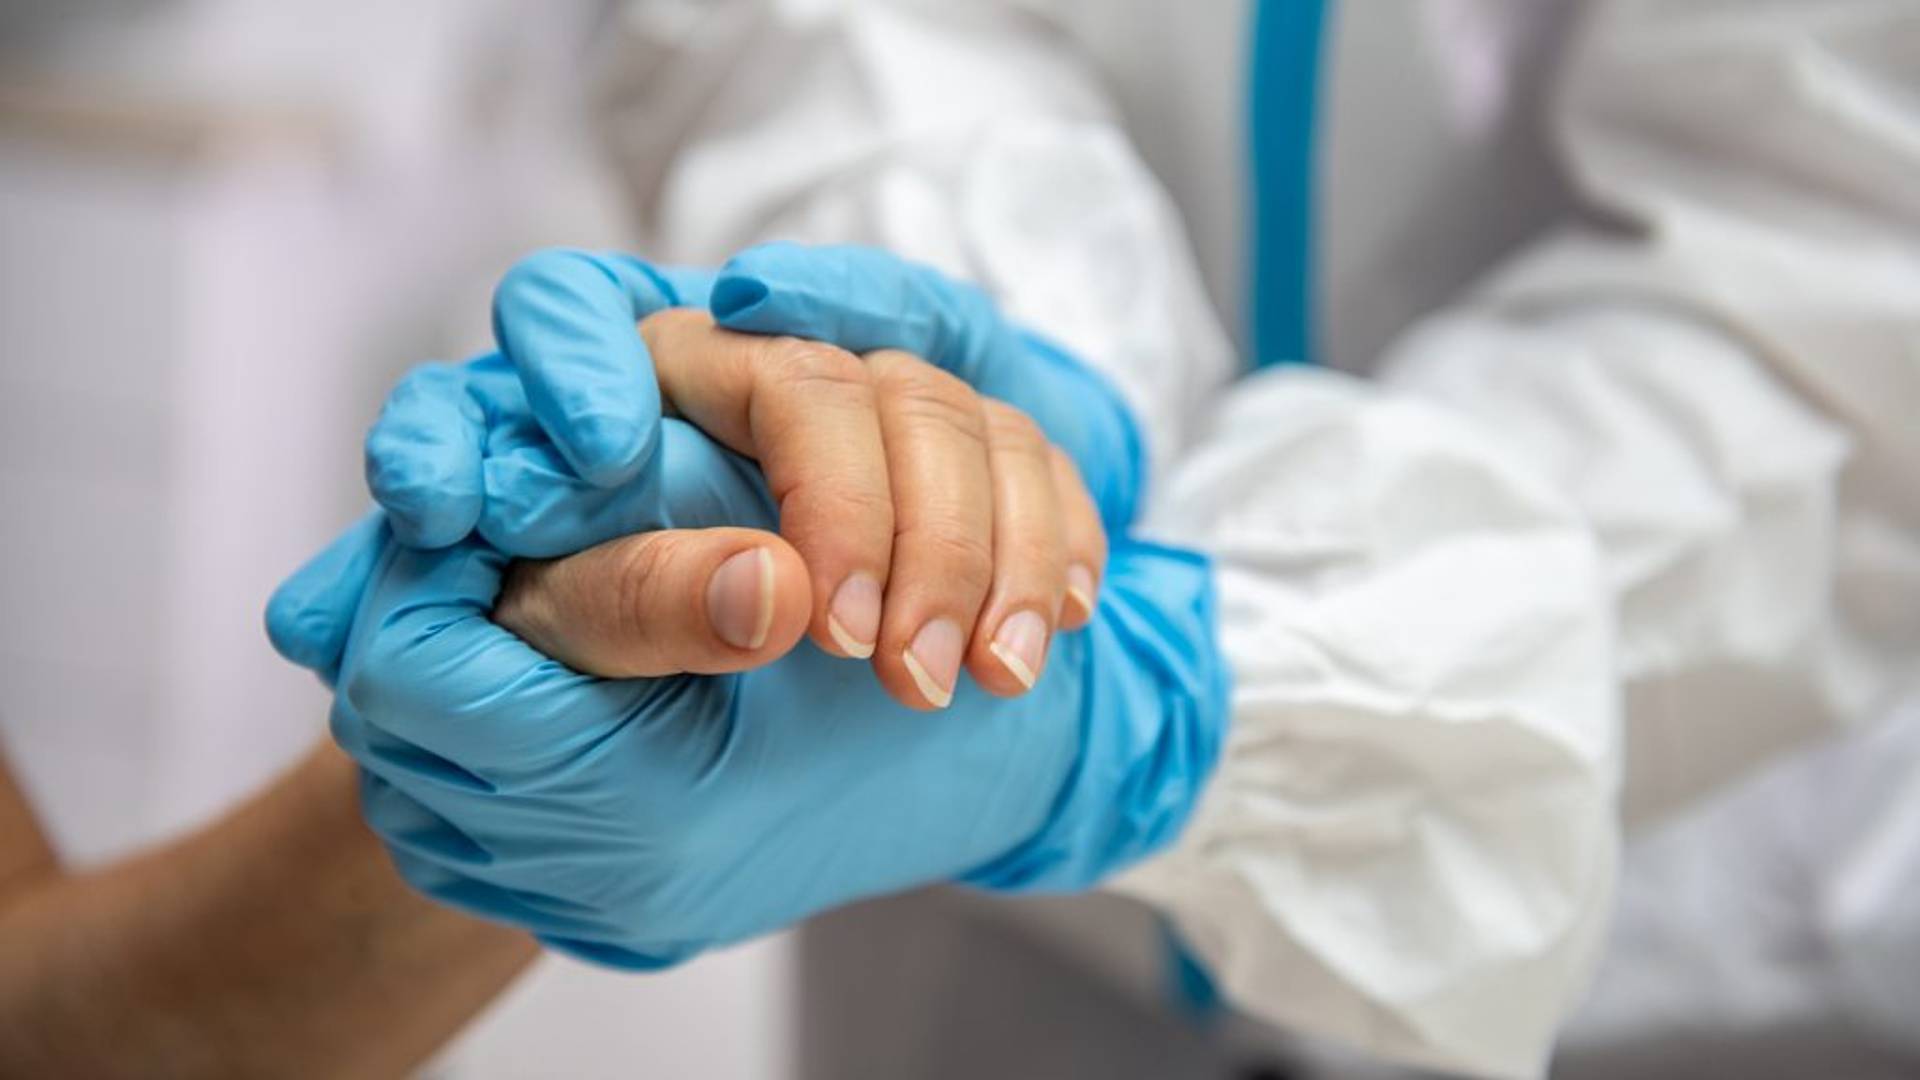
xmin=365 ymin=450 xmax=482 ymax=550
xmin=493 ymin=248 xmax=671 ymax=489
xmin=264 ymin=588 xmax=341 ymax=678
xmin=365 ymin=361 xmax=487 ymax=549
xmin=263 ymin=511 xmax=389 ymax=685
xmin=554 ymin=410 xmax=656 ymax=490
xmin=709 ymin=274 xmax=771 ymax=323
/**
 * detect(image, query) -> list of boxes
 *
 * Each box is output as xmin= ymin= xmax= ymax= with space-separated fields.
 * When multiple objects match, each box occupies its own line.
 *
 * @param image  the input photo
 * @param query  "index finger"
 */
xmin=640 ymin=309 xmax=894 ymax=660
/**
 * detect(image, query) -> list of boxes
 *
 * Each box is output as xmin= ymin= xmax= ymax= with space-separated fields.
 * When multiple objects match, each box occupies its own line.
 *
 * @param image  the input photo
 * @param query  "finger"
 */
xmin=265 ymin=511 xmax=389 ymax=684
xmin=640 ymin=308 xmax=893 ymax=662
xmin=492 ymin=250 xmax=708 ymax=487
xmin=365 ymin=363 xmax=486 ymax=549
xmin=710 ymin=242 xmax=1143 ymax=527
xmin=1049 ymin=447 xmax=1108 ymax=630
xmin=709 ymin=242 xmax=1013 ymax=386
xmin=341 ymin=541 xmax=609 ymax=778
xmin=492 ymin=527 xmax=810 ymax=678
xmin=478 ymin=419 xmax=777 ymax=558
xmin=866 ymin=350 xmax=996 ymax=710
xmin=966 ymin=402 xmax=1067 ymax=697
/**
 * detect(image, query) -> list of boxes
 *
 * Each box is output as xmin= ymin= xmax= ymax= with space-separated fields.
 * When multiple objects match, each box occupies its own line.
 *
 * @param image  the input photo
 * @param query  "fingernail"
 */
xmin=708 ymin=548 xmax=774 ymax=650
xmin=826 ymin=573 xmax=881 ymax=659
xmin=902 ymin=618 xmax=963 ymax=708
xmin=989 ymin=610 xmax=1049 ymax=690
xmin=1065 ymin=563 xmax=1098 ymax=621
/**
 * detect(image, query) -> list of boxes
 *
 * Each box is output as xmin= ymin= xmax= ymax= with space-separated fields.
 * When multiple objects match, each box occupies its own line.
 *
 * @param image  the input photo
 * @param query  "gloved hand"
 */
xmin=268 ymin=251 xmax=723 ymax=683
xmin=705 ymin=242 xmax=1146 ymax=531
xmin=324 ymin=244 xmax=1144 ymax=707
xmin=305 ymin=518 xmax=1219 ymax=967
xmin=361 ymin=244 xmax=1144 ymax=561
xmin=268 ymin=242 xmax=1225 ymax=966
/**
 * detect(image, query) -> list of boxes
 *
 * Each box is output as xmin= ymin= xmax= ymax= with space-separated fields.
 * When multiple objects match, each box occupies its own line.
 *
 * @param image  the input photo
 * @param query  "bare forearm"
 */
xmin=0 ymin=743 xmax=537 ymax=1078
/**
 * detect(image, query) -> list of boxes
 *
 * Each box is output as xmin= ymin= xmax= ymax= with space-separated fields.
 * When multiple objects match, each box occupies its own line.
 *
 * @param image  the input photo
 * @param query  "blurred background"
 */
xmin=0 ymin=7 xmax=1255 ymax=1074
xmin=4 ymin=3 xmax=1918 ymax=1079
xmin=0 ymin=2 xmax=804 ymax=1075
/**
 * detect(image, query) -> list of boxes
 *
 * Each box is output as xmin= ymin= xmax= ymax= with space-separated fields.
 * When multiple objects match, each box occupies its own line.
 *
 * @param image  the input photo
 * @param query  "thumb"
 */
xmin=492 ymin=527 xmax=811 ymax=677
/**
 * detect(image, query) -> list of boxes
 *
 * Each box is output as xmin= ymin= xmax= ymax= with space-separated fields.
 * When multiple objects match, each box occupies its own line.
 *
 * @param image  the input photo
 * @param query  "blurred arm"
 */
xmin=0 ymin=743 xmax=535 ymax=1078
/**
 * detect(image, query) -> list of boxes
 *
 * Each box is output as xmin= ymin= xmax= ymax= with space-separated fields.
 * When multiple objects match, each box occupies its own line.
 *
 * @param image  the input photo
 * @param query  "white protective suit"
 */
xmin=589 ymin=1 xmax=1920 ymax=1077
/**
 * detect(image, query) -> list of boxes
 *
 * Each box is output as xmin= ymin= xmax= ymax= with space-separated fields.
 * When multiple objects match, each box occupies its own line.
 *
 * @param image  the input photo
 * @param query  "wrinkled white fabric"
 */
xmin=592 ymin=0 xmax=1920 ymax=1076
xmin=1556 ymin=695 xmax=1920 ymax=1076
xmin=1383 ymin=300 xmax=1861 ymax=825
xmin=1379 ymin=0 xmax=1920 ymax=822
xmin=1117 ymin=369 xmax=1619 ymax=1079
xmin=594 ymin=0 xmax=1237 ymax=478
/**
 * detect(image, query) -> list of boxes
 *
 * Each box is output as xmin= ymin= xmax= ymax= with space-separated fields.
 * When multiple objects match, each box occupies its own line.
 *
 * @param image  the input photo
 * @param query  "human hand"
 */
xmin=273 ymin=455 xmax=1219 ymax=970
xmin=330 ymin=245 xmax=1136 ymax=706
xmin=569 ymin=307 xmax=1110 ymax=703
xmin=265 ymin=243 xmax=1226 ymax=966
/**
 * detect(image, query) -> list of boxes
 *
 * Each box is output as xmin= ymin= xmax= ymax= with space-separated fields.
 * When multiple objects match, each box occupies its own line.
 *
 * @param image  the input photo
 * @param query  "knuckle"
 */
xmin=762 ymin=338 xmax=871 ymax=392
xmin=610 ymin=539 xmax=678 ymax=647
xmin=984 ymin=400 xmax=1044 ymax=448
xmin=639 ymin=305 xmax=710 ymax=338
xmin=899 ymin=524 xmax=995 ymax=591
xmin=1000 ymin=532 xmax=1068 ymax=580
xmin=790 ymin=482 xmax=893 ymax=531
xmin=886 ymin=381 xmax=989 ymax=447
xmin=872 ymin=354 xmax=990 ymax=444
xmin=875 ymin=352 xmax=967 ymax=400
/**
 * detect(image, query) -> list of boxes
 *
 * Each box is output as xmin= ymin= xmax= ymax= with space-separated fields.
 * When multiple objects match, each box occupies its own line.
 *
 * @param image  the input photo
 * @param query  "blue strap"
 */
xmin=1248 ymin=0 xmax=1330 ymax=367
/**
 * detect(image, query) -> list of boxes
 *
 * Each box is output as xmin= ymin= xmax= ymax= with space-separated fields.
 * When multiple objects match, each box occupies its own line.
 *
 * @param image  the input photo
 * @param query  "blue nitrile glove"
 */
xmin=363 ymin=251 xmax=718 ymax=551
xmin=277 ymin=487 xmax=1223 ymax=967
xmin=266 ymin=242 xmax=1226 ymax=965
xmin=269 ymin=250 xmax=721 ymax=678
xmin=296 ymin=240 xmax=1157 ymax=685
xmin=275 ymin=242 xmax=1149 ymax=685
xmin=360 ymin=245 xmax=1144 ymax=565
xmin=266 ymin=411 xmax=769 ymax=688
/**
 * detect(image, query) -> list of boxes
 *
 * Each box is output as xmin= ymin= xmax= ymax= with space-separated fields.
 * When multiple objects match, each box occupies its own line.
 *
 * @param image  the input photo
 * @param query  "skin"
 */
xmin=0 ymin=745 xmax=535 ymax=1078
xmin=0 ymin=314 xmax=1109 ymax=1073
xmin=513 ymin=310 xmax=1110 ymax=709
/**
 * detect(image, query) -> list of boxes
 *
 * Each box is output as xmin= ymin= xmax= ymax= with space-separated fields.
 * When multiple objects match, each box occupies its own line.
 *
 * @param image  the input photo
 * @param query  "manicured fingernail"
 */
xmin=708 ymin=548 xmax=774 ymax=650
xmin=826 ymin=573 xmax=881 ymax=659
xmin=1065 ymin=563 xmax=1098 ymax=621
xmin=902 ymin=618 xmax=963 ymax=708
xmin=989 ymin=610 xmax=1049 ymax=690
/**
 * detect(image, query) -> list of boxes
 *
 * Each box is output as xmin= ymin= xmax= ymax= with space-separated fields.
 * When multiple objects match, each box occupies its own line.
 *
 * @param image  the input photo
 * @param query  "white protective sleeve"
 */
xmin=590 ymin=2 xmax=1621 ymax=1077
xmin=1386 ymin=1 xmax=1920 ymax=1066
xmin=1143 ymin=7 xmax=1920 ymax=1070
xmin=1375 ymin=0 xmax=1920 ymax=824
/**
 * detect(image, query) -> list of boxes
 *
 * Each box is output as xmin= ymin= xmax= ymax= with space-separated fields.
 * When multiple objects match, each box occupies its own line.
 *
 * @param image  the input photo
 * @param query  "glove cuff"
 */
xmin=961 ymin=539 xmax=1230 ymax=893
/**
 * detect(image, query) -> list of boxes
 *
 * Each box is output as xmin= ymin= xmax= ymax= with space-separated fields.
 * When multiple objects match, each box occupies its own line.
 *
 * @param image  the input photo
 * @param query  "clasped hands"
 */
xmin=268 ymin=244 xmax=1228 ymax=967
